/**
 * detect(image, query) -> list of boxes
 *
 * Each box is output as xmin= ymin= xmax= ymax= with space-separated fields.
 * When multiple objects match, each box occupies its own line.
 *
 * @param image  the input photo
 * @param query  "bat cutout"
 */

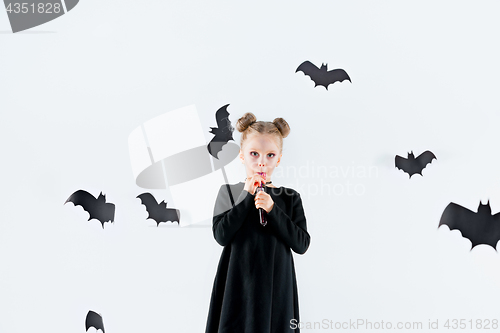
xmin=395 ymin=150 xmax=436 ymax=178
xmin=65 ymin=190 xmax=115 ymax=228
xmin=137 ymin=193 xmax=180 ymax=226
xmin=207 ymin=104 xmax=234 ymax=159
xmin=85 ymin=310 xmax=105 ymax=333
xmin=296 ymin=61 xmax=351 ymax=89
xmin=439 ymin=201 xmax=500 ymax=251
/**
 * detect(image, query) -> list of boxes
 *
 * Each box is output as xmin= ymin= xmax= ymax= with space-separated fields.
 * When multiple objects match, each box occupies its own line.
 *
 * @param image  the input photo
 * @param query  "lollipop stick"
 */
xmin=257 ymin=169 xmax=267 ymax=226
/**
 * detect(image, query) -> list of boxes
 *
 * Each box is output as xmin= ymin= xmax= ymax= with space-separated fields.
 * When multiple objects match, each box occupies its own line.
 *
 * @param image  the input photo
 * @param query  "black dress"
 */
xmin=205 ymin=182 xmax=311 ymax=333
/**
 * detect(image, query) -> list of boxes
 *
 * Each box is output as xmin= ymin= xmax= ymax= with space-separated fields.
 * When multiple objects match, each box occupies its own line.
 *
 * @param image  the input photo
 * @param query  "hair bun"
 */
xmin=236 ymin=112 xmax=257 ymax=132
xmin=273 ymin=118 xmax=290 ymax=138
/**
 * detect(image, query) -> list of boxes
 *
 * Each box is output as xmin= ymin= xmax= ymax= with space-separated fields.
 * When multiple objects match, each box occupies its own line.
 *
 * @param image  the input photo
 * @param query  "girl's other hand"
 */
xmin=243 ymin=172 xmax=266 ymax=195
xmin=255 ymin=190 xmax=274 ymax=213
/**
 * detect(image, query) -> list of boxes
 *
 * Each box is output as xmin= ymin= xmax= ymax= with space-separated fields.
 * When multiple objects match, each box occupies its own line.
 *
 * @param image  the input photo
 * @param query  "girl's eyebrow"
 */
xmin=249 ymin=148 xmax=278 ymax=153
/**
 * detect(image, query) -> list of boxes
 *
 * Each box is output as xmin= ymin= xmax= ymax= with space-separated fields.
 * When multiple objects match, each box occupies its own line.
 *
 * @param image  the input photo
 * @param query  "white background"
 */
xmin=2 ymin=1 xmax=500 ymax=332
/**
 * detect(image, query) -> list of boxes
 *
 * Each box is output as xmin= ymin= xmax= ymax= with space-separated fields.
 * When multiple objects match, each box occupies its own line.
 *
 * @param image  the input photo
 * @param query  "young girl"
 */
xmin=205 ymin=113 xmax=311 ymax=333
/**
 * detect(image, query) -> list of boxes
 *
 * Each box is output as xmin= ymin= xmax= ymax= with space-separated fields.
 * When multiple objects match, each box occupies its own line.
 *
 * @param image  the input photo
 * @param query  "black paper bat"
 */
xmin=439 ymin=201 xmax=500 ymax=250
xmin=65 ymin=190 xmax=115 ymax=228
xmin=296 ymin=61 xmax=351 ymax=89
xmin=86 ymin=310 xmax=105 ymax=333
xmin=207 ymin=104 xmax=234 ymax=159
xmin=137 ymin=192 xmax=180 ymax=226
xmin=395 ymin=150 xmax=436 ymax=178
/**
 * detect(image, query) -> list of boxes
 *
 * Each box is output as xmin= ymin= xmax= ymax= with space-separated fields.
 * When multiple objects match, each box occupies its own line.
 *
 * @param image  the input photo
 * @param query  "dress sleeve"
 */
xmin=212 ymin=185 xmax=254 ymax=246
xmin=267 ymin=191 xmax=311 ymax=254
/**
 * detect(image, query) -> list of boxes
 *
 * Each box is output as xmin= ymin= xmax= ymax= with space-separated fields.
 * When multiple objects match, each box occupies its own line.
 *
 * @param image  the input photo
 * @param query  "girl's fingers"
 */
xmin=245 ymin=173 xmax=266 ymax=194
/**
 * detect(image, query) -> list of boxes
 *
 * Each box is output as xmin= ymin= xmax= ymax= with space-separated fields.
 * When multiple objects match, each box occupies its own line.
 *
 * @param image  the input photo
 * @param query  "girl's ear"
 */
xmin=277 ymin=153 xmax=282 ymax=166
xmin=239 ymin=150 xmax=244 ymax=163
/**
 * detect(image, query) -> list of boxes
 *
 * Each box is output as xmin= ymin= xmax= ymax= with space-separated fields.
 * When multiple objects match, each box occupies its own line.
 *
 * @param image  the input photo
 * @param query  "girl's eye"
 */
xmin=268 ymin=153 xmax=275 ymax=158
xmin=251 ymin=152 xmax=258 ymax=156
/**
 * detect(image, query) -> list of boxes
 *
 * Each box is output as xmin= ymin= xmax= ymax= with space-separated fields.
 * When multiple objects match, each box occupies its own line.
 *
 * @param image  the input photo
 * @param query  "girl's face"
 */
xmin=239 ymin=133 xmax=282 ymax=180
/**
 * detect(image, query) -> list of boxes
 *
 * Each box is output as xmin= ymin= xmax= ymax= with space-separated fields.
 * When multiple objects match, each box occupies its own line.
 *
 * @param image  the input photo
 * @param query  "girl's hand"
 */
xmin=255 ymin=190 xmax=274 ymax=213
xmin=243 ymin=172 xmax=266 ymax=195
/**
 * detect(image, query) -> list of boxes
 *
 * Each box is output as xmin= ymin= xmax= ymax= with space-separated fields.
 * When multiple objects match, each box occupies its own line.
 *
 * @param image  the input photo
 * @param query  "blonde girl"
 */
xmin=206 ymin=113 xmax=310 ymax=333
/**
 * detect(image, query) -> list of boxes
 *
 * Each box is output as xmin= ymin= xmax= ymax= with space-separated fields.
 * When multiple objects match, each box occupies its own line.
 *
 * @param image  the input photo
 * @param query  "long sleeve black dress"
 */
xmin=205 ymin=182 xmax=311 ymax=333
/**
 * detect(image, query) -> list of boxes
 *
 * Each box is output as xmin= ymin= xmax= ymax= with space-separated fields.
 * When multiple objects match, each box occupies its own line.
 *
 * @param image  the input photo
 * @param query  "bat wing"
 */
xmin=215 ymin=104 xmax=231 ymax=130
xmin=492 ymin=212 xmax=500 ymax=249
xmin=296 ymin=61 xmax=321 ymax=82
xmin=137 ymin=193 xmax=160 ymax=222
xmin=208 ymin=104 xmax=234 ymax=159
xmin=162 ymin=207 xmax=181 ymax=225
xmin=65 ymin=190 xmax=95 ymax=211
xmin=439 ymin=202 xmax=497 ymax=250
xmin=395 ymin=155 xmax=414 ymax=178
xmin=324 ymin=68 xmax=351 ymax=89
xmin=105 ymin=203 xmax=115 ymax=221
xmin=207 ymin=140 xmax=225 ymax=159
xmin=415 ymin=150 xmax=437 ymax=173
xmin=65 ymin=190 xmax=113 ymax=226
xmin=85 ymin=310 xmax=105 ymax=333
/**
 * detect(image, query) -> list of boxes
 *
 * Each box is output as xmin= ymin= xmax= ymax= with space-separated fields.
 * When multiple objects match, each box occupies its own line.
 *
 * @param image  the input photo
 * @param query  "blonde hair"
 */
xmin=236 ymin=112 xmax=290 ymax=153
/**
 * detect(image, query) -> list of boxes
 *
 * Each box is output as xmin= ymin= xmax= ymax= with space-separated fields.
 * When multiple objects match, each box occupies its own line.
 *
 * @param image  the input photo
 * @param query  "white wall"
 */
xmin=2 ymin=1 xmax=500 ymax=332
